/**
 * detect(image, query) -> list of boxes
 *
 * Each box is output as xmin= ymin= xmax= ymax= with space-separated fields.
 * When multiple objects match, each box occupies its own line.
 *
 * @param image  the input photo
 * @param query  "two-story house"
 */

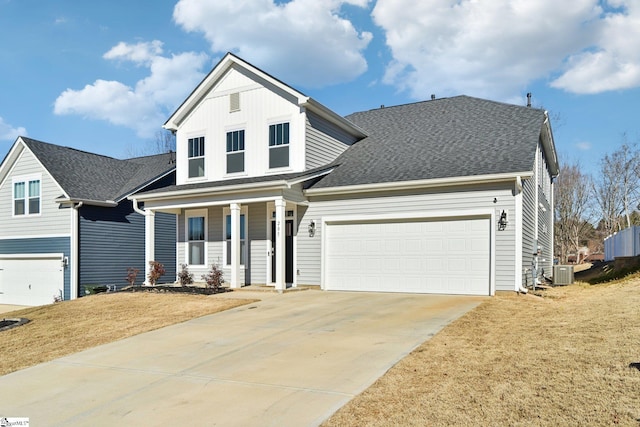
xmin=133 ymin=53 xmax=558 ymax=295
xmin=0 ymin=137 xmax=177 ymax=305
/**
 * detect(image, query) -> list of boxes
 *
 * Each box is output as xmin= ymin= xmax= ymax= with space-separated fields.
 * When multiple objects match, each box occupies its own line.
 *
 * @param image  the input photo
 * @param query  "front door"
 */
xmin=271 ymin=219 xmax=294 ymax=284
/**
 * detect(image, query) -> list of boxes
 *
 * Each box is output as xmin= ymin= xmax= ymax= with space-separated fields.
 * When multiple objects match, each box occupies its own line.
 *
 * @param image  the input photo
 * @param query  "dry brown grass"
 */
xmin=324 ymin=279 xmax=640 ymax=426
xmin=0 ymin=292 xmax=254 ymax=376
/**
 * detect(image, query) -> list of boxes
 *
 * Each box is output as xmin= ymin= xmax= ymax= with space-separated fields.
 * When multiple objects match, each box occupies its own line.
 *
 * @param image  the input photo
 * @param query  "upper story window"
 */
xmin=188 ymin=136 xmax=205 ymax=178
xmin=13 ymin=176 xmax=41 ymax=216
xmin=269 ymin=122 xmax=289 ymax=169
xmin=226 ymin=130 xmax=245 ymax=174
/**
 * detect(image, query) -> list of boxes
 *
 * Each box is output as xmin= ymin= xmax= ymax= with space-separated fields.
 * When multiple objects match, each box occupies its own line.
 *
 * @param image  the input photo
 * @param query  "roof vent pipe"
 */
xmin=526 ymin=92 xmax=532 ymax=107
xmin=431 ymin=94 xmax=436 ymax=100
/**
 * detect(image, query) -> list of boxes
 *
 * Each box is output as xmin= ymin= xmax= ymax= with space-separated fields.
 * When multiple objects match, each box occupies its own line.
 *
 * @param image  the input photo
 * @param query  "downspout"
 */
xmin=132 ymin=198 xmax=154 ymax=285
xmin=514 ymin=177 xmax=528 ymax=294
xmin=71 ymin=202 xmax=83 ymax=300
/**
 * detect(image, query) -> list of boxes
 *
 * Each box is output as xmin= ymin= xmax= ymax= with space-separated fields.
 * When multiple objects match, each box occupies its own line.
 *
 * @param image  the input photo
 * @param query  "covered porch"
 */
xmin=131 ymin=176 xmax=317 ymax=292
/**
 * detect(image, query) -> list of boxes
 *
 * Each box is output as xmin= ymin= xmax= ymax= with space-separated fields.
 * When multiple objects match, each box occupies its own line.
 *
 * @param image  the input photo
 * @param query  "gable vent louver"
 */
xmin=230 ymin=92 xmax=240 ymax=112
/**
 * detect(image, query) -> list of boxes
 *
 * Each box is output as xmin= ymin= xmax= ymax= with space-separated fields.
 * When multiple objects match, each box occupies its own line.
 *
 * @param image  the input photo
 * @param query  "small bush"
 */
xmin=201 ymin=264 xmax=224 ymax=290
xmin=178 ymin=263 xmax=194 ymax=286
xmin=126 ymin=267 xmax=139 ymax=287
xmin=147 ymin=261 xmax=166 ymax=286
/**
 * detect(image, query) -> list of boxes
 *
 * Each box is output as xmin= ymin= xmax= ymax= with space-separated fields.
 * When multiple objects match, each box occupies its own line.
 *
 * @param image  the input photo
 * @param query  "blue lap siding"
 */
xmin=0 ymin=237 xmax=71 ymax=300
xmin=78 ymin=201 xmax=176 ymax=292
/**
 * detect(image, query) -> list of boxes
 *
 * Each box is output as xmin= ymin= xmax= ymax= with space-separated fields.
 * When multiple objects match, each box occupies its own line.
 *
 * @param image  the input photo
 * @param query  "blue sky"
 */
xmin=1 ymin=0 xmax=639 ymax=178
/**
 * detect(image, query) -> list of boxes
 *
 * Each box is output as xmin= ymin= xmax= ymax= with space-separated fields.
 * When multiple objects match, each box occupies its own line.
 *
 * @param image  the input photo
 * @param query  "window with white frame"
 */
xmin=186 ymin=210 xmax=206 ymax=266
xmin=13 ymin=176 xmax=41 ymax=216
xmin=223 ymin=207 xmax=247 ymax=266
xmin=226 ymin=130 xmax=245 ymax=174
xmin=188 ymin=136 xmax=205 ymax=178
xmin=269 ymin=122 xmax=289 ymax=169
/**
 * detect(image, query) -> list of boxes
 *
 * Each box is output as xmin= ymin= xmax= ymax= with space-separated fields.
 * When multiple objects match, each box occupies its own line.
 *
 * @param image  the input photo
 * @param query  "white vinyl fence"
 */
xmin=604 ymin=226 xmax=640 ymax=261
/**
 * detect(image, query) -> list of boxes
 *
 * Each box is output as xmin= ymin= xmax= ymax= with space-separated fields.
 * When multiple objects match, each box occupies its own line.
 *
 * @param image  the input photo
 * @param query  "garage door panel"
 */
xmin=0 ymin=255 xmax=64 ymax=306
xmin=325 ymin=217 xmax=490 ymax=295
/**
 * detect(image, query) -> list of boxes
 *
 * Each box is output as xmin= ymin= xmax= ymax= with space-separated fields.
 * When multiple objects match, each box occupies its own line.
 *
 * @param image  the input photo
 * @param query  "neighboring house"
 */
xmin=0 ymin=137 xmax=177 ymax=306
xmin=133 ymin=52 xmax=559 ymax=296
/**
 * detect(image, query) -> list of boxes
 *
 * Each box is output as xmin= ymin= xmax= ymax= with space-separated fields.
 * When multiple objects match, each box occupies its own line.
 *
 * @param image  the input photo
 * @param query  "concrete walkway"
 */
xmin=0 ymin=290 xmax=482 ymax=426
xmin=0 ymin=304 xmax=29 ymax=314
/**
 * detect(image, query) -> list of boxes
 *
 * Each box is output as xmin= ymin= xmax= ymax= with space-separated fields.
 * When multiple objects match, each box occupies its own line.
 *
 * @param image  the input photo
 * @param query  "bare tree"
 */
xmin=614 ymin=140 xmax=640 ymax=228
xmin=554 ymin=161 xmax=593 ymax=263
xmin=126 ymin=130 xmax=176 ymax=158
xmin=592 ymin=151 xmax=624 ymax=237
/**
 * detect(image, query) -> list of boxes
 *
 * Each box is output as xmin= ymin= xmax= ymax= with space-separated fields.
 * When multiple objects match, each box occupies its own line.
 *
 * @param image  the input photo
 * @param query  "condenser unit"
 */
xmin=553 ymin=265 xmax=574 ymax=285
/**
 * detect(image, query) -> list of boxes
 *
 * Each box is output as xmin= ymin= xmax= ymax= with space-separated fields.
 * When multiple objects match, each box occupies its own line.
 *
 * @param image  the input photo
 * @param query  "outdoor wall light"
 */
xmin=498 ymin=210 xmax=508 ymax=231
xmin=308 ymin=220 xmax=316 ymax=237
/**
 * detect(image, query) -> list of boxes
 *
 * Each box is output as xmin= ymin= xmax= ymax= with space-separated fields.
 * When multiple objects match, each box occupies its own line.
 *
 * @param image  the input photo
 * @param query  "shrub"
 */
xmin=147 ymin=261 xmax=165 ymax=286
xmin=126 ymin=267 xmax=139 ymax=287
xmin=178 ymin=263 xmax=194 ymax=286
xmin=201 ymin=263 xmax=224 ymax=290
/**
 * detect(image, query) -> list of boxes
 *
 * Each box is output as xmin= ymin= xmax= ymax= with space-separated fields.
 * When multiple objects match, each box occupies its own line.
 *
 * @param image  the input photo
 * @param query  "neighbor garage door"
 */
xmin=324 ymin=217 xmax=491 ymax=295
xmin=0 ymin=254 xmax=64 ymax=306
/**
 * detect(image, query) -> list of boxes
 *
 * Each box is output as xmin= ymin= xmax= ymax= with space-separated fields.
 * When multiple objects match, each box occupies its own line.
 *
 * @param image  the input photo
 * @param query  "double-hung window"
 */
xmin=188 ymin=136 xmax=205 ymax=178
xmin=226 ymin=130 xmax=245 ymax=173
xmin=269 ymin=122 xmax=289 ymax=169
xmin=13 ymin=177 xmax=40 ymax=216
xmin=186 ymin=211 xmax=206 ymax=266
xmin=224 ymin=208 xmax=247 ymax=266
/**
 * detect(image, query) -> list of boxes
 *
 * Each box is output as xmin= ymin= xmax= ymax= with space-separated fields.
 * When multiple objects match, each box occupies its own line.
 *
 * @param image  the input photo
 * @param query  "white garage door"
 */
xmin=0 ymin=254 xmax=64 ymax=306
xmin=325 ymin=217 xmax=491 ymax=295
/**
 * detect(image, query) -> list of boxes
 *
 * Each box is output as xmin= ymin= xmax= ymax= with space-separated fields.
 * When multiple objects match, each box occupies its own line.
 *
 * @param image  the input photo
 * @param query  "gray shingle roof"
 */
xmin=310 ymin=95 xmax=546 ymax=189
xmin=21 ymin=137 xmax=175 ymax=202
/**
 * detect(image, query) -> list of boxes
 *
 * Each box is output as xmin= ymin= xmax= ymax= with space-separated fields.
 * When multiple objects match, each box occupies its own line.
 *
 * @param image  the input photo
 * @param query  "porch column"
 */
xmin=144 ymin=210 xmax=155 ymax=285
xmin=230 ymin=203 xmax=241 ymax=289
xmin=274 ymin=198 xmax=286 ymax=292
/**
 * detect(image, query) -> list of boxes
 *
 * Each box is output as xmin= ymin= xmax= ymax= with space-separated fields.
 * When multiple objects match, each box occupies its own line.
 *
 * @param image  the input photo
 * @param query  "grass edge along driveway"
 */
xmin=324 ymin=279 xmax=640 ymax=426
xmin=0 ymin=292 xmax=255 ymax=376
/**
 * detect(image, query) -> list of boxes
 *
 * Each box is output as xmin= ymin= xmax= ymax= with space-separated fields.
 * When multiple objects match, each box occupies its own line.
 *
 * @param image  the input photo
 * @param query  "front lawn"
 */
xmin=324 ymin=278 xmax=640 ymax=426
xmin=0 ymin=292 xmax=254 ymax=376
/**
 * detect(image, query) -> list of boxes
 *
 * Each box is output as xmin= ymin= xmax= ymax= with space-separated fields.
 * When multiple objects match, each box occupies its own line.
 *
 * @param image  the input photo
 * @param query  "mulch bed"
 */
xmin=122 ymin=285 xmax=230 ymax=295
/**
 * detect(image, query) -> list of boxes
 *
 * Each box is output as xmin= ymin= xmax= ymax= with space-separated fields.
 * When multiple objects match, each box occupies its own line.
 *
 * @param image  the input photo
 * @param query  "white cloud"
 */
xmin=551 ymin=1 xmax=640 ymax=93
xmin=575 ymin=141 xmax=593 ymax=151
xmin=372 ymin=0 xmax=604 ymax=101
xmin=104 ymin=40 xmax=164 ymax=65
xmin=54 ymin=43 xmax=208 ymax=138
xmin=173 ymin=0 xmax=372 ymax=88
xmin=0 ymin=117 xmax=26 ymax=141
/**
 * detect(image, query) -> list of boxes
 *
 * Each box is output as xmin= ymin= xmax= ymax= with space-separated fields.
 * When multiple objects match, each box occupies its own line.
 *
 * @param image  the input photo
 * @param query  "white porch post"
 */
xmin=230 ymin=203 xmax=241 ymax=289
xmin=144 ymin=210 xmax=155 ymax=285
xmin=274 ymin=198 xmax=286 ymax=292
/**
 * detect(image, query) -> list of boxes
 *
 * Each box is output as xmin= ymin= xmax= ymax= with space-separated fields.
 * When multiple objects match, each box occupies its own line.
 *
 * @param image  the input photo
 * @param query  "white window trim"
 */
xmin=12 ymin=173 xmax=42 ymax=218
xmin=223 ymin=205 xmax=248 ymax=267
xmin=186 ymin=133 xmax=207 ymax=181
xmin=224 ymin=126 xmax=247 ymax=177
xmin=185 ymin=209 xmax=208 ymax=267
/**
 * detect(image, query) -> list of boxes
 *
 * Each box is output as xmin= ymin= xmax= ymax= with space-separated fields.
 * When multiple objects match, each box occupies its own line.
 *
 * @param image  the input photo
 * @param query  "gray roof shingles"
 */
xmin=310 ymin=95 xmax=545 ymax=189
xmin=21 ymin=137 xmax=175 ymax=202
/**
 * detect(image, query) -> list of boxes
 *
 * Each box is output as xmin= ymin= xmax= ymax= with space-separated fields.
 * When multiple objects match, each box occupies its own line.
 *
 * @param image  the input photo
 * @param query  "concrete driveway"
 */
xmin=0 ymin=304 xmax=29 ymax=314
xmin=0 ymin=290 xmax=482 ymax=426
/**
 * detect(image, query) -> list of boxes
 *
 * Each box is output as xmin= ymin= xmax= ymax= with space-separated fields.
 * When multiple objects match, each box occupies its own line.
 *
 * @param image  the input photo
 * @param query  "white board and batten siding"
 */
xmin=297 ymin=184 xmax=518 ymax=294
xmin=175 ymin=66 xmax=306 ymax=185
xmin=0 ymin=148 xmax=70 ymax=238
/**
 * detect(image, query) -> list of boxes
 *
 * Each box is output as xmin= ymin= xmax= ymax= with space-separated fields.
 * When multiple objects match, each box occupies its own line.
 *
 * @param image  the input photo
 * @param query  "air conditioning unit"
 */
xmin=553 ymin=265 xmax=574 ymax=285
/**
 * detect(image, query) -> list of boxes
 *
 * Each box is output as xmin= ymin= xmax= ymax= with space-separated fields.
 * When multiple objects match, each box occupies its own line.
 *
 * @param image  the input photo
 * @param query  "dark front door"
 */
xmin=271 ymin=219 xmax=294 ymax=283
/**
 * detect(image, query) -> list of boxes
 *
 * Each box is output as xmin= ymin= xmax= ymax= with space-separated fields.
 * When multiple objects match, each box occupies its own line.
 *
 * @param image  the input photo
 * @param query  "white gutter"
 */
xmin=305 ymin=171 xmax=534 ymax=196
xmin=130 ymin=180 xmax=291 ymax=202
xmin=132 ymin=198 xmax=146 ymax=216
xmin=57 ymin=198 xmax=117 ymax=207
